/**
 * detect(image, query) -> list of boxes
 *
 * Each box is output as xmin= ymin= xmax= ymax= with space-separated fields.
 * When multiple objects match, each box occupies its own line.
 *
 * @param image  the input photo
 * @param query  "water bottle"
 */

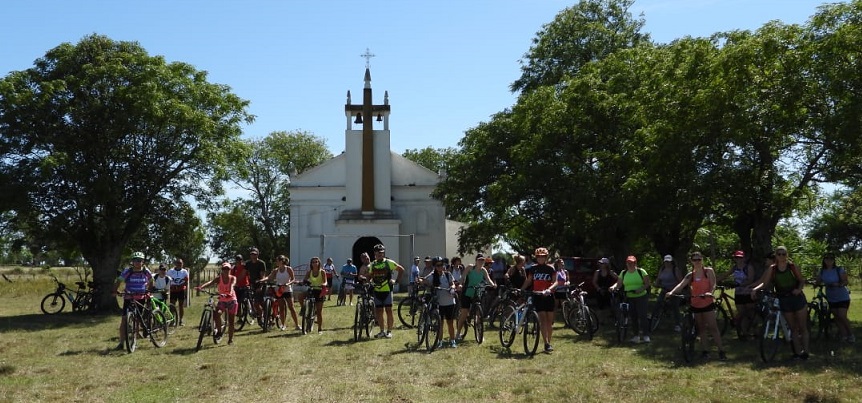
xmin=516 ymin=310 xmax=522 ymax=323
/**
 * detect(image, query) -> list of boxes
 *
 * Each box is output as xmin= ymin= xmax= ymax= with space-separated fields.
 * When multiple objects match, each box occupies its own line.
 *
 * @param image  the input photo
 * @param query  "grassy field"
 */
xmin=1 ymin=269 xmax=861 ymax=403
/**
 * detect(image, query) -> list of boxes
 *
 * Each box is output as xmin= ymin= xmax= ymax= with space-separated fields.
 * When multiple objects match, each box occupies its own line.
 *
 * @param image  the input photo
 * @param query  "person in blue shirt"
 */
xmin=817 ymin=252 xmax=853 ymax=343
xmin=111 ymin=251 xmax=153 ymax=350
xmin=340 ymin=258 xmax=358 ymax=306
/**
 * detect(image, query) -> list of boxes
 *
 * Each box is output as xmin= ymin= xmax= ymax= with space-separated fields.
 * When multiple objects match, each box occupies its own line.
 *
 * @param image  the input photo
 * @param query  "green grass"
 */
xmin=1 ymin=274 xmax=861 ymax=402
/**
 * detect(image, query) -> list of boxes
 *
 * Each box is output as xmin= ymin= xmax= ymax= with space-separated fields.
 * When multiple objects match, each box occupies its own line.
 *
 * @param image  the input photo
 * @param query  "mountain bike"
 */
xmin=713 ymin=284 xmax=739 ymax=337
xmin=336 ymin=280 xmax=348 ymax=306
xmin=564 ymin=282 xmax=599 ymax=340
xmin=259 ymin=281 xmax=284 ymax=333
xmin=671 ymin=294 xmax=698 ymax=363
xmin=196 ymin=290 xmax=228 ymax=351
xmin=648 ymin=288 xmax=680 ymax=332
xmin=458 ymin=285 xmax=489 ymax=344
xmin=806 ymin=281 xmax=837 ymax=341
xmin=498 ymin=289 xmax=542 ymax=356
xmin=149 ymin=289 xmax=178 ymax=335
xmin=353 ymin=283 xmax=376 ymax=341
xmin=758 ymin=291 xmax=797 ymax=363
xmin=484 ymin=286 xmax=517 ymax=329
xmin=415 ymin=288 xmax=443 ymax=352
xmin=611 ymin=290 xmax=631 ymax=343
xmin=300 ymin=282 xmax=322 ymax=334
xmin=398 ymin=284 xmax=424 ymax=328
xmin=118 ymin=292 xmax=168 ymax=353
xmin=41 ymin=274 xmax=99 ymax=314
xmin=234 ymin=286 xmax=257 ymax=331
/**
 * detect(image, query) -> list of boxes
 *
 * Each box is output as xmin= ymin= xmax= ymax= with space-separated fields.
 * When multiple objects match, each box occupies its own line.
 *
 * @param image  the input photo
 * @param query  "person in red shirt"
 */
xmin=230 ymin=254 xmax=251 ymax=314
xmin=520 ymin=247 xmax=558 ymax=353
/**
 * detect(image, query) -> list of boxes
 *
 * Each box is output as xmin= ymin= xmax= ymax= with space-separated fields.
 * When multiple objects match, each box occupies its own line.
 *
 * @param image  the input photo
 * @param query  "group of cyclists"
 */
xmin=112 ymin=243 xmax=854 ymax=360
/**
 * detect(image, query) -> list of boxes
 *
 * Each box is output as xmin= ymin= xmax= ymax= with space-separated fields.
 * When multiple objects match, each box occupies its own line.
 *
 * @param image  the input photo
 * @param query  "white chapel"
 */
xmin=288 ymin=67 xmax=466 ymax=285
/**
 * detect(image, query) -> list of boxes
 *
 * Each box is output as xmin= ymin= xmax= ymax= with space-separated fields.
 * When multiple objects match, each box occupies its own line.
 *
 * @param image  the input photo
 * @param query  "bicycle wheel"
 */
xmin=261 ymin=299 xmax=272 ymax=332
xmin=398 ymin=296 xmax=419 ymax=328
xmin=569 ymin=303 xmax=589 ymax=335
xmin=337 ymin=285 xmax=347 ymax=307
xmin=562 ymin=300 xmax=575 ymax=329
xmin=649 ymin=300 xmax=664 ymax=332
xmin=472 ymin=304 xmax=484 ymax=344
xmin=588 ymin=307 xmax=600 ymax=336
xmin=196 ymin=309 xmax=211 ymax=352
xmin=807 ymin=304 xmax=822 ymax=340
xmin=236 ymin=300 xmax=249 ymax=331
xmin=615 ymin=306 xmax=628 ymax=343
xmin=715 ymin=303 xmax=731 ymax=337
xmin=523 ymin=310 xmax=540 ymax=356
xmin=40 ymin=293 xmax=66 ymax=314
xmin=149 ymin=310 xmax=169 ymax=348
xmin=213 ymin=310 xmax=226 ymax=344
xmin=759 ymin=316 xmax=783 ymax=363
xmin=416 ymin=308 xmax=428 ymax=346
xmin=72 ymin=293 xmax=90 ymax=313
xmin=165 ymin=304 xmax=180 ymax=334
xmin=302 ymin=299 xmax=314 ymax=334
xmin=125 ymin=311 xmax=138 ymax=353
xmin=681 ymin=313 xmax=696 ymax=363
xmin=425 ymin=309 xmax=442 ymax=352
xmin=353 ymin=303 xmax=363 ymax=341
xmin=499 ymin=310 xmax=518 ymax=348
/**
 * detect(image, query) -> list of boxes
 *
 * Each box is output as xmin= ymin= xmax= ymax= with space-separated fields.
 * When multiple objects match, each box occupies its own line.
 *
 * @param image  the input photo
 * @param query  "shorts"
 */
xmin=344 ymin=282 xmax=355 ymax=292
xmin=735 ymin=293 xmax=754 ymax=305
xmin=459 ymin=294 xmax=475 ymax=309
xmin=169 ymin=289 xmax=186 ymax=304
xmin=217 ymin=300 xmax=238 ymax=315
xmin=829 ymin=300 xmax=850 ymax=310
xmin=690 ymin=303 xmax=716 ymax=314
xmin=308 ymin=288 xmax=324 ymax=301
xmin=439 ymin=304 xmax=458 ymax=320
xmin=373 ymin=291 xmax=393 ymax=308
xmin=554 ymin=290 xmax=568 ymax=301
xmin=533 ymin=294 xmax=555 ymax=312
xmin=778 ymin=293 xmax=807 ymax=313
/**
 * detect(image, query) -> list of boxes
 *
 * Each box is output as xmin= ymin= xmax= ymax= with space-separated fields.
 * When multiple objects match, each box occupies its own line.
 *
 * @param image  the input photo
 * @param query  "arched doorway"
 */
xmin=352 ymin=236 xmax=382 ymax=267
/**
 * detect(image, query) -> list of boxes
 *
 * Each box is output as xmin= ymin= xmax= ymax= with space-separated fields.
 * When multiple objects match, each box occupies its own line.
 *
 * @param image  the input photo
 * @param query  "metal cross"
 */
xmin=360 ymin=48 xmax=375 ymax=69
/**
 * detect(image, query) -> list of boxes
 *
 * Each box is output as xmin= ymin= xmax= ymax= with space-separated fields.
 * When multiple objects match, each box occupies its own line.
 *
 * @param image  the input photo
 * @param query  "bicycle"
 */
xmin=397 ymin=284 xmax=424 ymax=329
xmin=610 ymin=289 xmax=631 ymax=343
xmin=234 ymin=286 xmax=257 ymax=331
xmin=336 ymin=279 xmax=348 ymax=306
xmin=415 ymin=287 xmax=444 ymax=352
xmin=353 ymin=283 xmax=376 ymax=341
xmin=648 ymin=288 xmax=680 ymax=332
xmin=258 ymin=281 xmax=287 ymax=332
xmin=149 ymin=289 xmax=179 ymax=335
xmin=563 ymin=282 xmax=599 ymax=340
xmin=300 ymin=282 xmax=322 ymax=334
xmin=458 ymin=285 xmax=489 ymax=344
xmin=118 ymin=292 xmax=168 ymax=353
xmin=498 ymin=289 xmax=542 ymax=356
xmin=758 ymin=291 xmax=797 ymax=363
xmin=196 ymin=290 xmax=228 ymax=351
xmin=484 ymin=286 xmax=517 ymax=329
xmin=41 ymin=274 xmax=99 ymax=314
xmin=806 ymin=280 xmax=837 ymax=341
xmin=670 ymin=294 xmax=698 ymax=363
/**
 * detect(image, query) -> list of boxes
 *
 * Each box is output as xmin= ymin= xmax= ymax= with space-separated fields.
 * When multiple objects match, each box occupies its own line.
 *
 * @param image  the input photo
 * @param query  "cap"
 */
xmin=424 ymin=256 xmax=431 ymax=261
xmin=221 ymin=262 xmax=231 ymax=270
xmin=414 ymin=256 xmax=420 ymax=261
xmin=663 ymin=255 xmax=673 ymax=262
xmin=626 ymin=255 xmax=637 ymax=263
xmin=476 ymin=253 xmax=485 ymax=260
xmin=733 ymin=250 xmax=745 ymax=258
xmin=347 ymin=258 xmax=353 ymax=263
xmin=599 ymin=257 xmax=609 ymax=265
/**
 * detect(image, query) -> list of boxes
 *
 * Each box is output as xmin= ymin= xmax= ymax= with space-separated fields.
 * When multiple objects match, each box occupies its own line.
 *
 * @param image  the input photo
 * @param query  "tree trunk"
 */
xmin=86 ymin=246 xmax=125 ymax=313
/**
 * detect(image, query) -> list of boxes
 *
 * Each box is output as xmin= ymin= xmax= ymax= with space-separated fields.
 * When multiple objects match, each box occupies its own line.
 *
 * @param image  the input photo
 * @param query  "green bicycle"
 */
xmin=149 ymin=289 xmax=179 ymax=335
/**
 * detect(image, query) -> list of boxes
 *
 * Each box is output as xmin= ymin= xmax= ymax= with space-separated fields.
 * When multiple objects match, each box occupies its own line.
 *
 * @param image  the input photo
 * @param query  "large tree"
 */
xmin=0 ymin=34 xmax=252 ymax=309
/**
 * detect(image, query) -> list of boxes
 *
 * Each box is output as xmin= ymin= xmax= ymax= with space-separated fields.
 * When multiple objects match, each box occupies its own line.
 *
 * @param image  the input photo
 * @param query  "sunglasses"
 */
xmin=132 ymin=258 xmax=143 ymax=262
xmin=776 ymin=252 xmax=787 ymax=256
xmin=691 ymin=258 xmax=703 ymax=261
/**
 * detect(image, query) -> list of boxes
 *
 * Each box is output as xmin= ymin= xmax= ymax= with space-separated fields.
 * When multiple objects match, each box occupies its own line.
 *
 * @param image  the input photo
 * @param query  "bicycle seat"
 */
xmin=75 ymin=281 xmax=87 ymax=288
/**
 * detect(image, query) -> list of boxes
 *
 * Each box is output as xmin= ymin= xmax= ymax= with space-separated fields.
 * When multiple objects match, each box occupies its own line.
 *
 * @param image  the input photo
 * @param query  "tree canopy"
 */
xmin=0 ymin=34 xmax=253 ymax=308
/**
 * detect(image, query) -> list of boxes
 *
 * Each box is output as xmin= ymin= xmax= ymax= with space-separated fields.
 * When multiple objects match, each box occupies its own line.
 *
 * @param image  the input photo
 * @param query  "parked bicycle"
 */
xmin=336 ymin=280 xmax=348 ymax=307
xmin=648 ymin=288 xmax=681 ymax=332
xmin=353 ymin=283 xmax=376 ymax=341
xmin=234 ymin=286 xmax=257 ymax=331
xmin=458 ymin=285 xmax=489 ymax=344
xmin=806 ymin=280 xmax=837 ymax=341
xmin=484 ymin=286 xmax=517 ymax=329
xmin=195 ymin=290 xmax=227 ymax=351
xmin=397 ymin=284 xmax=425 ymax=329
xmin=563 ymin=282 xmax=599 ymax=340
xmin=498 ymin=288 xmax=542 ymax=356
xmin=41 ymin=274 xmax=99 ymax=314
xmin=758 ymin=291 xmax=797 ymax=363
xmin=149 ymin=289 xmax=179 ymax=335
xmin=118 ymin=292 xmax=168 ymax=353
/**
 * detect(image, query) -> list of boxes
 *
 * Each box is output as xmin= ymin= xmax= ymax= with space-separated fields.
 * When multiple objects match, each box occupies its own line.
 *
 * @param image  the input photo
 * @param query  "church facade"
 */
xmin=288 ymin=68 xmax=467 ymax=285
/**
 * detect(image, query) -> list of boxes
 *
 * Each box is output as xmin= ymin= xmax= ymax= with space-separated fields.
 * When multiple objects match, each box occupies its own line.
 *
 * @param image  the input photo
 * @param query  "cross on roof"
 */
xmin=360 ymin=48 xmax=375 ymax=69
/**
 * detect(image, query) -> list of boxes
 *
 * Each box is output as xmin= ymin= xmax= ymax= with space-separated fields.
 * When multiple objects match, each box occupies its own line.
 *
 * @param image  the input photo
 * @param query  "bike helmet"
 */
xmin=534 ymin=247 xmax=549 ymax=256
xmin=431 ymin=256 xmax=442 ymax=266
xmin=131 ymin=251 xmax=145 ymax=260
xmin=373 ymin=244 xmax=386 ymax=253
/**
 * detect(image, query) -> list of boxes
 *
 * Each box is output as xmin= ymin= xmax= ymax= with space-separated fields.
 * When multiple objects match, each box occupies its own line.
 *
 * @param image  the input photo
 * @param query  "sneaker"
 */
xmin=642 ymin=335 xmax=651 ymax=343
xmin=228 ymin=339 xmax=234 ymax=345
xmin=800 ymin=352 xmax=809 ymax=360
xmin=544 ymin=343 xmax=554 ymax=353
xmin=701 ymin=351 xmax=710 ymax=360
xmin=294 ymin=325 xmax=301 ymax=331
xmin=179 ymin=320 xmax=185 ymax=327
xmin=455 ymin=334 xmax=464 ymax=342
xmin=791 ymin=353 xmax=802 ymax=361
xmin=115 ymin=342 xmax=125 ymax=350
xmin=318 ymin=330 xmax=323 ymax=335
xmin=629 ymin=335 xmax=641 ymax=343
xmin=374 ymin=331 xmax=387 ymax=339
xmin=450 ymin=340 xmax=457 ymax=348
xmin=718 ymin=351 xmax=727 ymax=361
xmin=673 ymin=325 xmax=681 ymax=332
xmin=279 ymin=325 xmax=286 ymax=331
xmin=385 ymin=330 xmax=393 ymax=339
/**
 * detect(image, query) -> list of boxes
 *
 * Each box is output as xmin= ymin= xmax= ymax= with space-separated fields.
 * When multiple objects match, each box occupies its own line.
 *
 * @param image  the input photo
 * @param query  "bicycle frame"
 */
xmin=759 ymin=292 xmax=793 ymax=363
xmin=121 ymin=293 xmax=168 ymax=353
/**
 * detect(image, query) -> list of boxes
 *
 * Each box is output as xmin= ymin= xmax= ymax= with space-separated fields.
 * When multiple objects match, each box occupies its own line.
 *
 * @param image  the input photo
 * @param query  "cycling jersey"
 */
xmin=308 ymin=269 xmax=325 ymax=290
xmin=529 ymin=264 xmax=555 ymax=291
xmin=119 ymin=268 xmax=152 ymax=298
xmin=370 ymin=259 xmax=395 ymax=292
xmin=167 ymin=267 xmax=189 ymax=291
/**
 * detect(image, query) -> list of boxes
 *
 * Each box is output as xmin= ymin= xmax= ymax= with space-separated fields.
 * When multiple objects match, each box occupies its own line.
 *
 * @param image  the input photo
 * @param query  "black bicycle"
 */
xmin=41 ymin=274 xmax=99 ymax=314
xmin=234 ymin=286 xmax=256 ymax=331
xmin=458 ymin=285 xmax=490 ymax=344
xmin=416 ymin=288 xmax=443 ymax=352
xmin=611 ymin=290 xmax=631 ymax=343
xmin=300 ymin=282 xmax=322 ymax=334
xmin=353 ymin=283 xmax=376 ymax=341
xmin=118 ymin=292 xmax=168 ymax=353
xmin=196 ymin=290 xmax=228 ymax=351
xmin=398 ymin=284 xmax=424 ymax=329
xmin=564 ymin=282 xmax=599 ymax=340
xmin=807 ymin=281 xmax=837 ymax=341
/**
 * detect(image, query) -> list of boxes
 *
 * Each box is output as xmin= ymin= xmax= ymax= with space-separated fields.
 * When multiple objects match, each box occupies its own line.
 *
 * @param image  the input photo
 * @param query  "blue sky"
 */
xmin=2 ymin=0 xmax=826 ymax=155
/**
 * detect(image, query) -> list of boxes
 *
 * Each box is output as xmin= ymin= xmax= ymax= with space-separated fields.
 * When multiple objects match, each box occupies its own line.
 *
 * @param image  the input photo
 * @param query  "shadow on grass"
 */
xmin=0 ymin=311 xmax=115 ymax=332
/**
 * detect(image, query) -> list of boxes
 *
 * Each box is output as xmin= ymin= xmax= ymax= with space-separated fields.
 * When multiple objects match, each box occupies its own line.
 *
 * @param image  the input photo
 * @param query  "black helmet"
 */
xmin=430 ymin=256 xmax=442 ymax=266
xmin=373 ymin=244 xmax=386 ymax=252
